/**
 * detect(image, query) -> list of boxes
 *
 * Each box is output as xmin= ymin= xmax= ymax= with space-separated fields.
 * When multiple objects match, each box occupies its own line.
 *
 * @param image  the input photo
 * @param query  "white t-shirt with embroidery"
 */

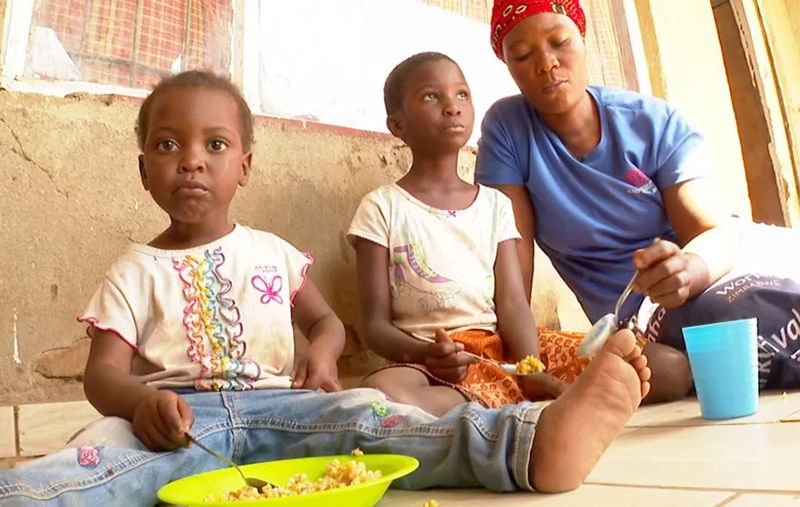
xmin=78 ymin=225 xmax=312 ymax=391
xmin=347 ymin=184 xmax=521 ymax=339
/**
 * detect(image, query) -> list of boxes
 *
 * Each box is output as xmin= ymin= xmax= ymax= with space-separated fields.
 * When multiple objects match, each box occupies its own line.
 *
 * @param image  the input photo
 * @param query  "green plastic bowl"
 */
xmin=156 ymin=454 xmax=419 ymax=506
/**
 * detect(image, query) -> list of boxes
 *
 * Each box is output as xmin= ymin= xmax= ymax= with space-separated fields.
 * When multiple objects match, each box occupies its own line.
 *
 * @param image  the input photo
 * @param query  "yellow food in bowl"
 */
xmin=422 ymin=500 xmax=439 ymax=507
xmin=203 ymin=458 xmax=382 ymax=502
xmin=516 ymin=355 xmax=545 ymax=374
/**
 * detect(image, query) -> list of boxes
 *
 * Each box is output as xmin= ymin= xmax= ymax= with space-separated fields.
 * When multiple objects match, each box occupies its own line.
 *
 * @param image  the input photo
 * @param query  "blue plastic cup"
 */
xmin=682 ymin=318 xmax=758 ymax=420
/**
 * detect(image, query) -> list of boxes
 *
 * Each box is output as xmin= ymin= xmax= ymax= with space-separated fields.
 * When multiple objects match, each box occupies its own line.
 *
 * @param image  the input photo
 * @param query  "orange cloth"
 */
xmin=375 ymin=327 xmax=648 ymax=408
xmin=450 ymin=328 xmax=591 ymax=407
xmin=377 ymin=327 xmax=592 ymax=408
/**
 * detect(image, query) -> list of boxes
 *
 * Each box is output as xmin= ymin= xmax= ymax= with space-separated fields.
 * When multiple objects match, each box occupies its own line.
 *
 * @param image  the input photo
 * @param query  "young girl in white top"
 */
xmin=348 ymin=53 xmax=636 ymax=417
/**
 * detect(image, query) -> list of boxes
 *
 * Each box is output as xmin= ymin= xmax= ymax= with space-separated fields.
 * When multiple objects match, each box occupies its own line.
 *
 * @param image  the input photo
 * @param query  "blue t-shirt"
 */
xmin=475 ymin=86 xmax=711 ymax=322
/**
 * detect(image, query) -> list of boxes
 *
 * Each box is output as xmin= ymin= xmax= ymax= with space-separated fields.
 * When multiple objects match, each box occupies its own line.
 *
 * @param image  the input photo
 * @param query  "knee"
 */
xmin=645 ymin=343 xmax=693 ymax=403
xmin=361 ymin=370 xmax=389 ymax=391
xmin=361 ymin=369 xmax=409 ymax=398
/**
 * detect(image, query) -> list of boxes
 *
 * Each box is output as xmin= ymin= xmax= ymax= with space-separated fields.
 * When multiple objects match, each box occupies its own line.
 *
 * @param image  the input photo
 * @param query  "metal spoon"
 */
xmin=415 ymin=336 xmax=541 ymax=376
xmin=578 ymin=269 xmax=640 ymax=358
xmin=185 ymin=431 xmax=277 ymax=490
xmin=578 ymin=238 xmax=662 ymax=358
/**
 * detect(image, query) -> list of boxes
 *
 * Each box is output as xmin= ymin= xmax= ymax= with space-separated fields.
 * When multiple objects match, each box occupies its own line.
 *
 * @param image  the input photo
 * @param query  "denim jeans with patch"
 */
xmin=0 ymin=388 xmax=544 ymax=506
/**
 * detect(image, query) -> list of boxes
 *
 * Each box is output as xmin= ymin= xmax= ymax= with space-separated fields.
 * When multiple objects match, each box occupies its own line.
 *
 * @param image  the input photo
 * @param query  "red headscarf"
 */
xmin=490 ymin=0 xmax=587 ymax=61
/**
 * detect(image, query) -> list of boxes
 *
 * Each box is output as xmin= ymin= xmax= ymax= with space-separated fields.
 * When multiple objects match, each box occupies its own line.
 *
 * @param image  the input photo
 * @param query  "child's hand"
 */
xmin=132 ymin=390 xmax=194 ymax=452
xmin=292 ymin=345 xmax=342 ymax=393
xmin=519 ymin=372 xmax=568 ymax=401
xmin=424 ymin=329 xmax=477 ymax=384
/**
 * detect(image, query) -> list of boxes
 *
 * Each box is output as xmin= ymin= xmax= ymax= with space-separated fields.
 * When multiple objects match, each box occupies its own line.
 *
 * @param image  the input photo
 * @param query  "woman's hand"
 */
xmin=633 ymin=240 xmax=697 ymax=308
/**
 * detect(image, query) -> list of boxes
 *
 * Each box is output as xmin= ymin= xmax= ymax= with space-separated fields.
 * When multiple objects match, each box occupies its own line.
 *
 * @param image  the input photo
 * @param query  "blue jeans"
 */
xmin=0 ymin=388 xmax=544 ymax=506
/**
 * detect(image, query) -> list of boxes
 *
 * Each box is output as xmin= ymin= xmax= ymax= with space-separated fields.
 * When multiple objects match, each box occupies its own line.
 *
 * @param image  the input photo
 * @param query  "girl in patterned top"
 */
xmin=348 ymin=53 xmax=597 ymax=417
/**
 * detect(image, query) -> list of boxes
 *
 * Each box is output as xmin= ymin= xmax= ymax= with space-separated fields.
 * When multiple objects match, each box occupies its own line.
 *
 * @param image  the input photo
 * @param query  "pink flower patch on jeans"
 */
xmin=380 ymin=414 xmax=403 ymax=428
xmin=78 ymin=446 xmax=100 ymax=468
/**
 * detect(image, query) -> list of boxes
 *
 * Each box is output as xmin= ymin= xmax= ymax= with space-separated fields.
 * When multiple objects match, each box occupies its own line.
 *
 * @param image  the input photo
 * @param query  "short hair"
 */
xmin=135 ymin=70 xmax=254 ymax=152
xmin=383 ymin=52 xmax=458 ymax=115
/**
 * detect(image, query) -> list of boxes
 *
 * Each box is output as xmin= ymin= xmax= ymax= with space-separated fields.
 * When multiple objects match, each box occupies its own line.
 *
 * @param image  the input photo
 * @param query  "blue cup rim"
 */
xmin=682 ymin=318 xmax=757 ymax=335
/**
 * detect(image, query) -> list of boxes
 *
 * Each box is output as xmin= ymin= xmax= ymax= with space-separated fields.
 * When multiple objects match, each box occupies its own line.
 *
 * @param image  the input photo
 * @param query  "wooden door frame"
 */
xmin=729 ymin=0 xmax=800 ymax=228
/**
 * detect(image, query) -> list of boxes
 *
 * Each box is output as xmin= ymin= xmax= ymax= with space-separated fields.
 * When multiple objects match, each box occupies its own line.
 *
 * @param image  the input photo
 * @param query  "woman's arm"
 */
xmin=635 ymin=178 xmax=738 ymax=306
xmin=490 ymin=184 xmax=537 ymax=303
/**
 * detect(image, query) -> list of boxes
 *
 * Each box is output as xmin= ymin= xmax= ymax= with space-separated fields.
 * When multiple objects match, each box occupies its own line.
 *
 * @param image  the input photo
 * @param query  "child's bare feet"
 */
xmin=529 ymin=329 xmax=651 ymax=493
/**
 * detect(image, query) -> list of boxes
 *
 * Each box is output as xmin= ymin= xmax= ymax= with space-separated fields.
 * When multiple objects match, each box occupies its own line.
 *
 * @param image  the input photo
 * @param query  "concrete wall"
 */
xmin=0 ymin=91 xmax=581 ymax=406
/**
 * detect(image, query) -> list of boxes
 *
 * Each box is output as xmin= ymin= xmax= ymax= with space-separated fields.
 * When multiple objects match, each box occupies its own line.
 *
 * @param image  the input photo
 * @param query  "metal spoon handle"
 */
xmin=614 ymin=269 xmax=640 ymax=322
xmin=614 ymin=239 xmax=660 ymax=322
xmin=415 ymin=335 xmax=502 ymax=367
xmin=185 ymin=432 xmax=247 ymax=484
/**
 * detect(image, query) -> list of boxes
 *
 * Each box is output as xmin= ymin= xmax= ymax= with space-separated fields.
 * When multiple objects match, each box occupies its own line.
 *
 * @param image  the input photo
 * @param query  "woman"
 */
xmin=475 ymin=0 xmax=742 ymax=403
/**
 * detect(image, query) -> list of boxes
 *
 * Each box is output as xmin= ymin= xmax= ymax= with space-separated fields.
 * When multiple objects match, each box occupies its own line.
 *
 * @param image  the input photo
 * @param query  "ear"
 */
xmin=138 ymin=155 xmax=149 ymax=191
xmin=386 ymin=113 xmax=406 ymax=141
xmin=238 ymin=151 xmax=253 ymax=187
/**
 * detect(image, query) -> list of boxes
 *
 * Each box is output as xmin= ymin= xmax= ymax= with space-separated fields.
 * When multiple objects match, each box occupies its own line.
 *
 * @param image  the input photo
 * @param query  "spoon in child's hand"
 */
xmin=415 ymin=336 xmax=541 ymax=376
xmin=184 ymin=431 xmax=277 ymax=490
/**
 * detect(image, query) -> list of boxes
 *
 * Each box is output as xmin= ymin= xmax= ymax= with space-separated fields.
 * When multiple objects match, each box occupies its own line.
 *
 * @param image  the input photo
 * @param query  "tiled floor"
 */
xmin=3 ymin=393 xmax=799 ymax=505
xmin=0 ymin=408 xmax=16 ymax=459
xmin=379 ymin=392 xmax=800 ymax=506
xmin=17 ymin=401 xmax=100 ymax=457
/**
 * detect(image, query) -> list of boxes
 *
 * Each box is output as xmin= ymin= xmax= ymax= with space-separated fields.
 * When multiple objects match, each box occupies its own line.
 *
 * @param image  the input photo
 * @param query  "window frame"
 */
xmin=0 ymin=0 xmax=242 ymax=97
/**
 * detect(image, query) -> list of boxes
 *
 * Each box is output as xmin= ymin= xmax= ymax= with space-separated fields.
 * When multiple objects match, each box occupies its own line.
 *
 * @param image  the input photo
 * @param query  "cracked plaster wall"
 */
xmin=0 ymin=90 xmax=584 ymax=406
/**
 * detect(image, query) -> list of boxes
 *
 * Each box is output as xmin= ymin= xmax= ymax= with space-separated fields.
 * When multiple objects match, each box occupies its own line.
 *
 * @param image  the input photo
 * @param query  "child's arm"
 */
xmin=355 ymin=239 xmax=475 ymax=382
xmin=494 ymin=239 xmax=540 ymax=361
xmin=84 ymin=330 xmax=193 ymax=451
xmin=495 ymin=240 xmax=567 ymax=399
xmin=291 ymin=279 xmax=346 ymax=392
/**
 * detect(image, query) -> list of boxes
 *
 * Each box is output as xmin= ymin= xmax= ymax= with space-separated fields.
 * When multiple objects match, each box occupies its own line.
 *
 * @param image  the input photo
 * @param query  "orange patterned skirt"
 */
xmin=377 ymin=327 xmax=593 ymax=409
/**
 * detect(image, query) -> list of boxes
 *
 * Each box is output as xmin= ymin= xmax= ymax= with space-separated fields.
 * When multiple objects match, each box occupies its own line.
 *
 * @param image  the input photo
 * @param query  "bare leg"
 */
xmin=530 ymin=329 xmax=651 ymax=493
xmin=362 ymin=367 xmax=469 ymax=417
xmin=642 ymin=342 xmax=693 ymax=405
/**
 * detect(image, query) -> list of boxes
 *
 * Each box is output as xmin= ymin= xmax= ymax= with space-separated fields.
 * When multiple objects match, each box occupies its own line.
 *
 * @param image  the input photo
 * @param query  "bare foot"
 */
xmin=529 ymin=329 xmax=651 ymax=493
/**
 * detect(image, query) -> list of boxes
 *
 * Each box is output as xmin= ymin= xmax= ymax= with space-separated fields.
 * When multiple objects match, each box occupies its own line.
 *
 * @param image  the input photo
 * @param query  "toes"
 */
xmin=641 ymin=380 xmax=652 ymax=399
xmin=637 ymin=365 xmax=652 ymax=383
xmin=600 ymin=329 xmax=637 ymax=358
xmin=630 ymin=355 xmax=648 ymax=374
xmin=624 ymin=345 xmax=643 ymax=363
